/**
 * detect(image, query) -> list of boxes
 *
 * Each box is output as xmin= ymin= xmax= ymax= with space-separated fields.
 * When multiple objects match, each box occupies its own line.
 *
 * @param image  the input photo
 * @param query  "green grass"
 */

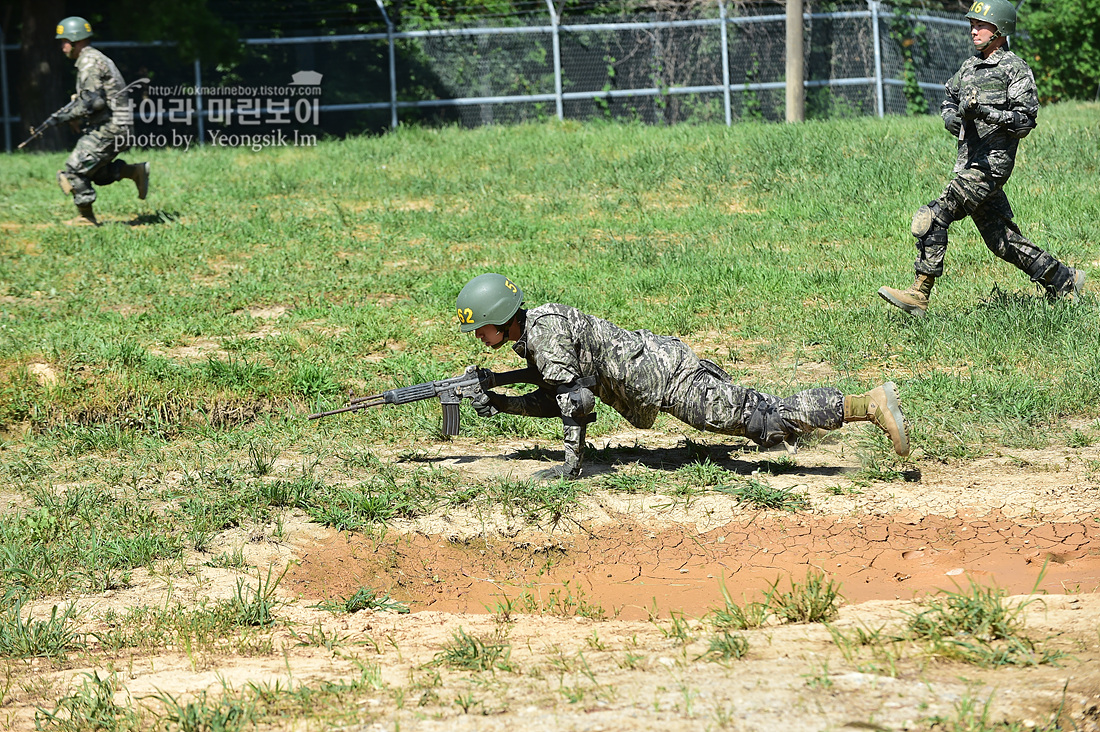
xmin=714 ymin=478 xmax=810 ymax=512
xmin=310 ymin=587 xmax=410 ymax=614
xmin=429 ymin=627 xmax=512 ymax=672
xmin=0 ymin=601 xmax=82 ymax=660
xmin=903 ymin=578 xmax=1064 ymax=667
xmin=765 ymin=569 xmax=843 ymax=624
xmin=1 ymin=104 xmax=1099 ymax=611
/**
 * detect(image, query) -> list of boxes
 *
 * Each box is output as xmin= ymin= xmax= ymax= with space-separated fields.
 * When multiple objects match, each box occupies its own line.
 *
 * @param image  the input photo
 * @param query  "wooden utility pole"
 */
xmin=785 ymin=0 xmax=805 ymax=122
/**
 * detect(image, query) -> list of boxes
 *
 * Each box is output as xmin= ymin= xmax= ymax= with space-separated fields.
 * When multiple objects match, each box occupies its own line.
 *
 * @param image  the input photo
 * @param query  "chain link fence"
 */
xmin=1 ymin=1 xmax=974 ymax=151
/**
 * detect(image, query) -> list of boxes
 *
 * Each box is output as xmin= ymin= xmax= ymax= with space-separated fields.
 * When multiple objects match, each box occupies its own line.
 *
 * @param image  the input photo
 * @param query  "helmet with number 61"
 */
xmin=456 ymin=274 xmax=524 ymax=332
xmin=965 ymin=0 xmax=1016 ymax=36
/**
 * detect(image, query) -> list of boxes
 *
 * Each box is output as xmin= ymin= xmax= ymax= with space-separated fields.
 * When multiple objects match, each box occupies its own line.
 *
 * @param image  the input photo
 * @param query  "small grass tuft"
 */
xmin=765 ymin=569 xmax=843 ymax=624
xmin=903 ymin=576 xmax=1063 ymax=667
xmin=0 ymin=601 xmax=82 ymax=661
xmin=715 ymin=478 xmax=809 ymax=512
xmin=429 ymin=628 xmax=512 ymax=672
xmin=311 ymin=587 xmax=410 ymax=614
xmin=695 ymin=632 xmax=749 ymax=664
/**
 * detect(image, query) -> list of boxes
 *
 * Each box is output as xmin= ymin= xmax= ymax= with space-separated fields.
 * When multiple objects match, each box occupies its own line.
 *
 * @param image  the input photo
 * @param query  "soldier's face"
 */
xmin=60 ymin=39 xmax=86 ymax=59
xmin=474 ymin=324 xmax=508 ymax=349
xmin=969 ymin=19 xmax=997 ymax=47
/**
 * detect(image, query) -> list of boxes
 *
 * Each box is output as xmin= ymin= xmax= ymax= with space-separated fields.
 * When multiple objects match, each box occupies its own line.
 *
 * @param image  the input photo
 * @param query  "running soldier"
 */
xmin=878 ymin=0 xmax=1084 ymax=317
xmin=458 ymin=274 xmax=910 ymax=479
xmin=54 ymin=16 xmax=149 ymax=226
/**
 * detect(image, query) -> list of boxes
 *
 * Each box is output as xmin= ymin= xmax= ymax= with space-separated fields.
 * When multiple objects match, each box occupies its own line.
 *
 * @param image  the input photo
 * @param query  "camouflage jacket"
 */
xmin=74 ymin=46 xmax=132 ymax=129
xmin=510 ymin=304 xmax=701 ymax=429
xmin=942 ymin=47 xmax=1038 ymax=181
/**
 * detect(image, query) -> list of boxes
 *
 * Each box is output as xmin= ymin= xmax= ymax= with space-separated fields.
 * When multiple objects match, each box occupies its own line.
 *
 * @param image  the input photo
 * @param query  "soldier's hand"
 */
xmin=957 ymin=88 xmax=981 ymax=119
xmin=471 ymin=391 xmax=500 ymax=418
xmin=944 ymin=113 xmax=962 ymax=137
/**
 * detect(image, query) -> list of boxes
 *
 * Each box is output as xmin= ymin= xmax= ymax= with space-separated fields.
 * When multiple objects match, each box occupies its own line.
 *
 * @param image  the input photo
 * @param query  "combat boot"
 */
xmin=878 ymin=274 xmax=935 ymax=318
xmin=56 ymin=170 xmax=74 ymax=195
xmin=121 ymin=162 xmax=150 ymax=200
xmin=63 ymin=203 xmax=98 ymax=227
xmin=844 ymin=382 xmax=910 ymax=457
xmin=1051 ymin=268 xmax=1086 ymax=301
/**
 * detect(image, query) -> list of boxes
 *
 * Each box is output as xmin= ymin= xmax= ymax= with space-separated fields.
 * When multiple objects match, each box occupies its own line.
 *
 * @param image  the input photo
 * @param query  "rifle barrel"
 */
xmin=348 ymin=393 xmax=387 ymax=406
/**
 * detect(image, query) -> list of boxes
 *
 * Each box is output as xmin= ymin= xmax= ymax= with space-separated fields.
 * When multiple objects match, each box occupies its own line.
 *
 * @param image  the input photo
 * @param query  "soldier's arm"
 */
xmin=525 ymin=313 xmax=596 ymax=478
xmin=941 ymin=70 xmax=963 ymax=135
xmin=478 ymin=386 xmax=560 ymax=418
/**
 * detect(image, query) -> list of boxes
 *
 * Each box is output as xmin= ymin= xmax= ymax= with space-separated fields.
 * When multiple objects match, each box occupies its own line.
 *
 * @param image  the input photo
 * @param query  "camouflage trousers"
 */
xmin=666 ymin=369 xmax=844 ymax=449
xmin=64 ymin=124 xmax=131 ymax=206
xmin=914 ymin=168 xmax=1076 ymax=291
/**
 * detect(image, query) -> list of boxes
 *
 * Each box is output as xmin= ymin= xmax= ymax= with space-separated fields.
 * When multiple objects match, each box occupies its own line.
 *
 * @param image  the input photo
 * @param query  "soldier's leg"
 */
xmin=61 ymin=130 xmax=120 ymax=223
xmin=971 ymin=190 xmax=1085 ymax=298
xmin=668 ymin=374 xmax=844 ymax=448
xmin=878 ymin=182 xmax=968 ymax=317
xmin=669 ymin=373 xmax=908 ymax=456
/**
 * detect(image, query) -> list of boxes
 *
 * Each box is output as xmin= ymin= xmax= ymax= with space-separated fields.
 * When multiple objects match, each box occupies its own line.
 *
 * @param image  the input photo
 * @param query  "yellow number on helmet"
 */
xmin=463 ymin=308 xmax=474 ymax=323
xmin=504 ymin=279 xmax=517 ymax=294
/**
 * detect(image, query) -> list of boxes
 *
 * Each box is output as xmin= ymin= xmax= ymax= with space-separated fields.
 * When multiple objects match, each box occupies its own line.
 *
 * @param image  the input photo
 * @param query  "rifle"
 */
xmin=17 ymin=77 xmax=150 ymax=150
xmin=308 ymin=365 xmax=543 ymax=435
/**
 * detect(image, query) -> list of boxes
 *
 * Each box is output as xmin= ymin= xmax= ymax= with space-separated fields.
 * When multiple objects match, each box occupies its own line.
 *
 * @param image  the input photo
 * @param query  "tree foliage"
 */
xmin=1014 ymin=0 xmax=1100 ymax=103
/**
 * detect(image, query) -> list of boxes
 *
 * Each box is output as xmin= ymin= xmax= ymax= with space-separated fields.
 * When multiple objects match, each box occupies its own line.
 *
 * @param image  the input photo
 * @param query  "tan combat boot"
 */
xmin=878 ymin=274 xmax=935 ymax=318
xmin=63 ymin=203 xmax=98 ymax=227
xmin=56 ymin=170 xmax=74 ymax=195
xmin=844 ymin=382 xmax=910 ymax=457
xmin=121 ymin=162 xmax=150 ymax=200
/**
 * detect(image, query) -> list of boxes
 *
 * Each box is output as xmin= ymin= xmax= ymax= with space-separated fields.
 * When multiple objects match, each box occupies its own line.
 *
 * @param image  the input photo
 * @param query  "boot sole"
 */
xmin=877 ymin=287 xmax=927 ymax=318
xmin=879 ymin=382 xmax=910 ymax=457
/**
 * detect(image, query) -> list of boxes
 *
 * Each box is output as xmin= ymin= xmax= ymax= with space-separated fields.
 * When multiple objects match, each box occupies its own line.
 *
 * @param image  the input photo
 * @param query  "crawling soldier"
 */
xmin=458 ymin=273 xmax=910 ymax=479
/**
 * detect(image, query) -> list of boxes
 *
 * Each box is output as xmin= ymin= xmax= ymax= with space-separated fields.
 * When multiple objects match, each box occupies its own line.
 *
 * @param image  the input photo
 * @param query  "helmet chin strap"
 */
xmin=975 ymin=29 xmax=1002 ymax=51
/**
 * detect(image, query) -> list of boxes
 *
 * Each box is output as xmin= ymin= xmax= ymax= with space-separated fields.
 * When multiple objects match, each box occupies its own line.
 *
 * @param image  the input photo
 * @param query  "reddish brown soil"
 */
xmin=284 ymin=511 xmax=1100 ymax=620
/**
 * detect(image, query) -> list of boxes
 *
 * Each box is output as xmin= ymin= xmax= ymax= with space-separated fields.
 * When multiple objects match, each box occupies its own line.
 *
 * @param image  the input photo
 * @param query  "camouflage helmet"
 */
xmin=56 ymin=17 xmax=94 ymax=42
xmin=456 ymin=274 xmax=523 ymax=333
xmin=965 ymin=0 xmax=1016 ymax=36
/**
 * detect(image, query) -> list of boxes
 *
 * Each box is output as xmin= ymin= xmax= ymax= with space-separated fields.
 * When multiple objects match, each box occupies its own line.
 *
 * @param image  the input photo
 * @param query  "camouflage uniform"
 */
xmin=917 ymin=47 xmax=1077 ymax=291
xmin=485 ymin=305 xmax=844 ymax=473
xmin=62 ymin=46 xmax=134 ymax=206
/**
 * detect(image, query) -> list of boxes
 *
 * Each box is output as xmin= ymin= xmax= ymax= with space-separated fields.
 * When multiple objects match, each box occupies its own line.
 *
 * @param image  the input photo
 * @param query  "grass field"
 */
xmin=1 ymin=103 xmax=1099 ymax=730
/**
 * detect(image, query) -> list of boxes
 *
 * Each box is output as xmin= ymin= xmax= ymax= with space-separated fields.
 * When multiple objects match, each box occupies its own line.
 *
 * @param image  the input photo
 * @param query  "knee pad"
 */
xmin=911 ymin=202 xmax=955 ymax=238
xmin=744 ymin=394 xmax=787 ymax=448
xmin=911 ymin=205 xmax=935 ymax=238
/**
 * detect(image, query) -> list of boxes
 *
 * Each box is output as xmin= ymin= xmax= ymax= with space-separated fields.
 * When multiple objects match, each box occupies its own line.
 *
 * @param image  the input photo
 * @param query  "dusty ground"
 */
xmin=7 ymin=429 xmax=1100 ymax=731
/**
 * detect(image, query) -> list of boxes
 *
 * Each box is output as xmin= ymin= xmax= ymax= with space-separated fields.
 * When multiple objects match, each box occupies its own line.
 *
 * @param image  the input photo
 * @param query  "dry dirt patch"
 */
xmin=6 ymin=433 xmax=1100 ymax=731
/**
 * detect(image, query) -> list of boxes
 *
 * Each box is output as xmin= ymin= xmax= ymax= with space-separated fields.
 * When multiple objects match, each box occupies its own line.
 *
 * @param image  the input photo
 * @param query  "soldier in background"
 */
xmin=878 ymin=0 xmax=1085 ymax=317
xmin=54 ymin=16 xmax=149 ymax=226
xmin=458 ymin=273 xmax=910 ymax=479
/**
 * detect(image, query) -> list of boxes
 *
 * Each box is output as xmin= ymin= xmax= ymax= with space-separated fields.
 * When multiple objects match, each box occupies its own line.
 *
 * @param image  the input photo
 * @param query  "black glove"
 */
xmin=957 ymin=88 xmax=981 ymax=120
xmin=944 ymin=113 xmax=962 ymax=137
xmin=471 ymin=391 xmax=500 ymax=418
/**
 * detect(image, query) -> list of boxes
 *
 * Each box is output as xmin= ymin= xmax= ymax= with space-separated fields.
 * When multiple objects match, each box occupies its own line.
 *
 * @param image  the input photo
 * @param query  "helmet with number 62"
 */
xmin=965 ymin=0 xmax=1016 ymax=36
xmin=56 ymin=17 xmax=94 ymax=42
xmin=456 ymin=274 xmax=524 ymax=333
